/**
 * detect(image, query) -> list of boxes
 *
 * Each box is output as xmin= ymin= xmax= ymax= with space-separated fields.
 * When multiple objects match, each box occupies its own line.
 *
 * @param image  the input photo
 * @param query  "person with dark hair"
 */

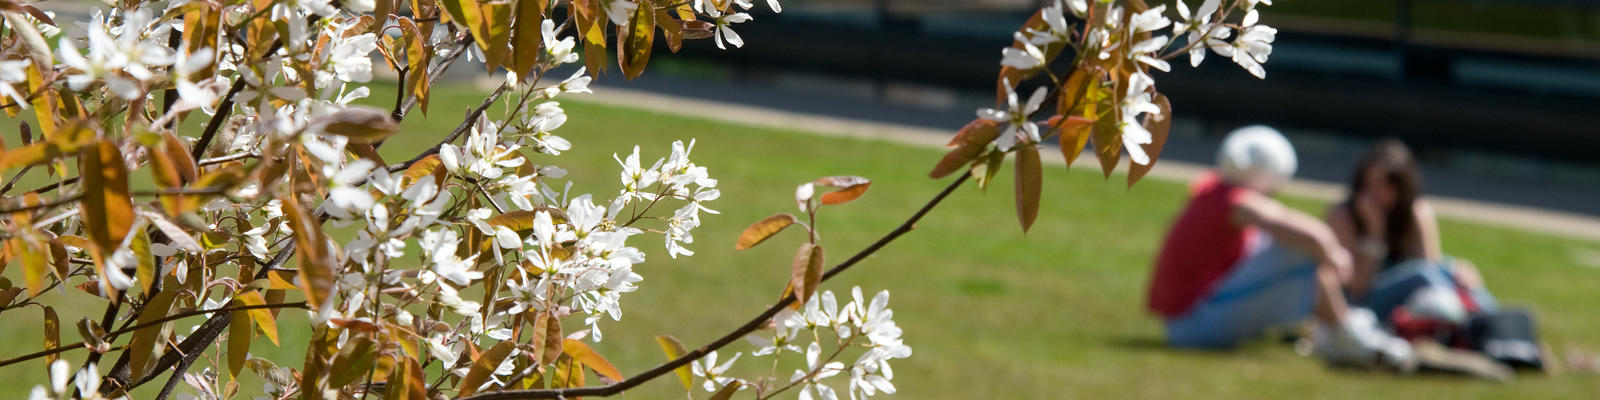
xmin=1325 ymin=139 xmax=1499 ymax=325
xmin=1148 ymin=126 xmax=1414 ymax=367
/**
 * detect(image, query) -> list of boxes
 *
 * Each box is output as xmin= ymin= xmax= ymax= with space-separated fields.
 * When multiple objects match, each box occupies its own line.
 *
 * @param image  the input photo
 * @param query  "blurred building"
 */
xmin=637 ymin=0 xmax=1600 ymax=214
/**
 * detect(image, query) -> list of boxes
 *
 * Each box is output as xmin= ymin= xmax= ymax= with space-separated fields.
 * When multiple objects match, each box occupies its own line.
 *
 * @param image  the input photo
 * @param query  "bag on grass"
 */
xmin=1467 ymin=308 xmax=1545 ymax=370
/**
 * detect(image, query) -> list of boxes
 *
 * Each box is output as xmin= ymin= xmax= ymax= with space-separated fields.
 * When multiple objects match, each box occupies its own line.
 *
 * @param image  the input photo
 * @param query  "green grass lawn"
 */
xmin=1 ymin=82 xmax=1597 ymax=398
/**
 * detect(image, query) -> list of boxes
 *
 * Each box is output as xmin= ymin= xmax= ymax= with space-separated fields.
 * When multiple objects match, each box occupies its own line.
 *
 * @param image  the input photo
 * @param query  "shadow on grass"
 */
xmin=1106 ymin=334 xmax=1308 ymax=357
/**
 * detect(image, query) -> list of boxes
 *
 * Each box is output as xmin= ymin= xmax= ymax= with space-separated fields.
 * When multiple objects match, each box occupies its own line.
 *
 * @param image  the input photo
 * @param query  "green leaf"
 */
xmin=654 ymin=335 xmax=693 ymax=390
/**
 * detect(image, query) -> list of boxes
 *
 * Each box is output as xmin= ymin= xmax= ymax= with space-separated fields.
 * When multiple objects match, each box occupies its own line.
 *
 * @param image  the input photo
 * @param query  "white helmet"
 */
xmin=1217 ymin=125 xmax=1297 ymax=190
xmin=1402 ymin=286 xmax=1468 ymax=324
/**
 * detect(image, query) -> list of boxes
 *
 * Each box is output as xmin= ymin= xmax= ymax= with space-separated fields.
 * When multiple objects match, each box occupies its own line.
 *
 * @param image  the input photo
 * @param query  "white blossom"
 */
xmin=977 ymin=79 xmax=1047 ymax=151
xmin=691 ymin=351 xmax=742 ymax=392
xmin=712 ymin=12 xmax=751 ymax=50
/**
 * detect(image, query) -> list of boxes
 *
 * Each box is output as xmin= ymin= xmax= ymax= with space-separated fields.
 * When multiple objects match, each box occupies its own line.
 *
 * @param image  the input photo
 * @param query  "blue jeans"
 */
xmin=1355 ymin=258 xmax=1498 ymax=323
xmin=1165 ymin=234 xmax=1319 ymax=349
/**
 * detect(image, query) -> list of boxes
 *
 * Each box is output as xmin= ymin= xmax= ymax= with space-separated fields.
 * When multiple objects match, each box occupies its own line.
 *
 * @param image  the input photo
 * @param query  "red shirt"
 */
xmin=1147 ymin=171 xmax=1258 ymax=319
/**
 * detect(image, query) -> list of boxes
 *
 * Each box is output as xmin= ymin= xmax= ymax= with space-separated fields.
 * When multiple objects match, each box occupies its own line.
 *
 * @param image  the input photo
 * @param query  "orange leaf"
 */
xmin=1128 ymin=93 xmax=1172 ymax=187
xmin=562 ymin=338 xmax=624 ymax=382
xmin=790 ymin=243 xmax=824 ymax=304
xmin=930 ymin=119 xmax=1000 ymax=178
xmin=280 ymin=195 xmax=336 ymax=311
xmin=618 ymin=2 xmax=654 ymax=80
xmin=510 ymin=0 xmax=546 ymax=75
xmin=734 ymin=213 xmax=796 ymax=250
xmin=161 ymin=132 xmax=198 ymax=183
xmin=813 ymin=176 xmax=871 ymax=205
xmin=542 ymin=312 xmax=565 ymax=365
xmin=1054 ymin=115 xmax=1093 ymax=167
xmin=1014 ymin=145 xmax=1042 ymax=233
xmin=709 ymin=381 xmax=742 ymax=400
xmin=385 ymin=356 xmax=427 ymax=400
xmin=79 ymin=140 xmax=135 ymax=258
xmin=459 ymin=340 xmax=517 ymax=396
xmin=235 ymin=291 xmax=279 ymax=345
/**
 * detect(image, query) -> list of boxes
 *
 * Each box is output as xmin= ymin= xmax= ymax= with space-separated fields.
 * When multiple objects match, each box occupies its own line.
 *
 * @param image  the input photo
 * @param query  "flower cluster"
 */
xmin=1 ymin=0 xmax=789 ymax=396
xmin=697 ymin=287 xmax=911 ymax=400
xmin=985 ymin=0 xmax=1277 ymax=165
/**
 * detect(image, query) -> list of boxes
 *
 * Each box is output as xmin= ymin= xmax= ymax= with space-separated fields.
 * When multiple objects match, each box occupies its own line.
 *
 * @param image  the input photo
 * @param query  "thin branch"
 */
xmin=0 ymin=301 xmax=308 ymax=369
xmin=197 ymin=152 xmax=257 ymax=166
xmin=388 ymin=82 xmax=510 ymax=173
xmin=103 ymin=32 xmax=477 ymax=397
xmin=190 ymin=39 xmax=286 ymax=161
xmin=459 ymin=173 xmax=973 ymax=400
xmin=0 ymin=186 xmax=230 ymax=215
xmin=99 ymin=243 xmax=297 ymax=394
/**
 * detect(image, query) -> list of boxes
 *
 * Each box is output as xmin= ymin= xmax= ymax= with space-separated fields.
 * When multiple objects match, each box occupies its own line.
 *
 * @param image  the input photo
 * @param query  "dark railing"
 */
xmin=661 ymin=0 xmax=1600 ymax=162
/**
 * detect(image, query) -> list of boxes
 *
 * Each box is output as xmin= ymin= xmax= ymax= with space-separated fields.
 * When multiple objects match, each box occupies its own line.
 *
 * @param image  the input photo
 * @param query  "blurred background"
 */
xmin=5 ymin=1 xmax=1598 ymax=398
xmin=601 ymin=0 xmax=1600 ymax=218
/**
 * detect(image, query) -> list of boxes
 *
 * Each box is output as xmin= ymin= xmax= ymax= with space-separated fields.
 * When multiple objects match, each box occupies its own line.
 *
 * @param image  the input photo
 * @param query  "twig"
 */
xmin=0 ymin=186 xmax=230 ymax=215
xmin=98 ymin=243 xmax=297 ymax=394
xmin=197 ymin=152 xmax=256 ymax=166
xmin=190 ymin=40 xmax=286 ymax=161
xmin=388 ymin=82 xmax=510 ymax=173
xmin=101 ymin=32 xmax=477 ymax=397
xmin=458 ymin=173 xmax=972 ymax=400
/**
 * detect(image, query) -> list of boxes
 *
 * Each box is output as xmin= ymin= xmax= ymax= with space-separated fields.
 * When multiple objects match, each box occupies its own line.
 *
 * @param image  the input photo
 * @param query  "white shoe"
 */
xmin=1312 ymin=308 xmax=1416 ymax=370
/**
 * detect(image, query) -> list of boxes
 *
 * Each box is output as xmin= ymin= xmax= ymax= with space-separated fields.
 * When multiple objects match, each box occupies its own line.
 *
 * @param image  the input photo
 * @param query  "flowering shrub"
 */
xmin=939 ymin=0 xmax=1277 ymax=231
xmin=0 ymin=0 xmax=1274 ymax=399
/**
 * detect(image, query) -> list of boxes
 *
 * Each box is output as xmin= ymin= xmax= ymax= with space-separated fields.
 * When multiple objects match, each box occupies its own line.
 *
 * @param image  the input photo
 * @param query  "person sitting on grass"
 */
xmin=1325 ymin=139 xmax=1498 ymax=329
xmin=1145 ymin=126 xmax=1412 ymax=367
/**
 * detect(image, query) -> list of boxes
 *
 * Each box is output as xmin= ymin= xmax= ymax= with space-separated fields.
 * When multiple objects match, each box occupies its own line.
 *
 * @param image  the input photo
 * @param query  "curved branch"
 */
xmin=460 ymin=173 xmax=972 ymax=400
xmin=0 ymin=186 xmax=231 ymax=215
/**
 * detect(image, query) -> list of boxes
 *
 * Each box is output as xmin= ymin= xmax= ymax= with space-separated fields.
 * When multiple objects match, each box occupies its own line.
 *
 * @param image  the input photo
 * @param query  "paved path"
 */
xmin=572 ymin=83 xmax=1600 ymax=243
